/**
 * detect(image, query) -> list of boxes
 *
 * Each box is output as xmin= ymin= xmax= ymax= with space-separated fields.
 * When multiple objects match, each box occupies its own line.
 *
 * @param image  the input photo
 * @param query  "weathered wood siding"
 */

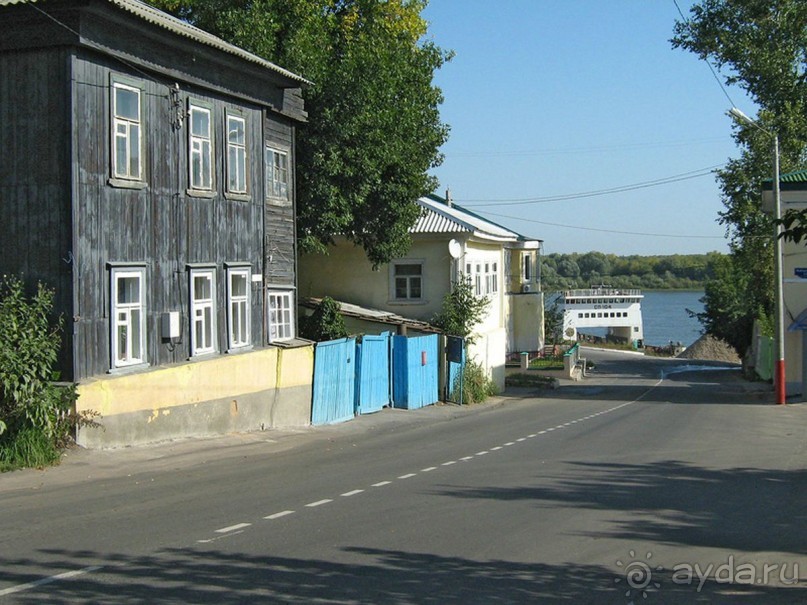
xmin=71 ymin=50 xmax=268 ymax=379
xmin=0 ymin=47 xmax=74 ymax=378
xmin=264 ymin=116 xmax=297 ymax=288
xmin=2 ymin=1 xmax=305 ymax=381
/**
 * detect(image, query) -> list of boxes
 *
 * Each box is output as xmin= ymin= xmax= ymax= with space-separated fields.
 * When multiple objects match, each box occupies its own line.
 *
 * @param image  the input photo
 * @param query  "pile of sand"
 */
xmin=677 ymin=334 xmax=741 ymax=364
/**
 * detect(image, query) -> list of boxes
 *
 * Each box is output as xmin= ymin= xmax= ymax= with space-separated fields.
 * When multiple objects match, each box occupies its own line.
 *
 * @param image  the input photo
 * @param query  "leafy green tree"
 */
xmin=578 ymin=251 xmax=611 ymax=280
xmin=431 ymin=274 xmax=489 ymax=344
xmin=672 ymin=0 xmax=807 ymax=355
xmin=150 ymin=0 xmax=451 ymax=267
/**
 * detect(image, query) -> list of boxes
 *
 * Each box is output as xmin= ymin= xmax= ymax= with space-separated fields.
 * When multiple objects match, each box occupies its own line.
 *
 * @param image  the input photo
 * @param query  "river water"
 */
xmin=573 ymin=290 xmax=705 ymax=348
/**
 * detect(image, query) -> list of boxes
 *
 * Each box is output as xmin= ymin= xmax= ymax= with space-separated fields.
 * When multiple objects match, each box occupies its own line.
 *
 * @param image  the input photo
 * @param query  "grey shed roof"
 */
xmin=0 ymin=0 xmax=310 ymax=85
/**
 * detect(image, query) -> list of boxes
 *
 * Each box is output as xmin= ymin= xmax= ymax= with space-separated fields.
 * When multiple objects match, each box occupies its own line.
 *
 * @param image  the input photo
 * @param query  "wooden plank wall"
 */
xmin=71 ymin=51 xmax=271 ymax=379
xmin=0 ymin=48 xmax=74 ymax=379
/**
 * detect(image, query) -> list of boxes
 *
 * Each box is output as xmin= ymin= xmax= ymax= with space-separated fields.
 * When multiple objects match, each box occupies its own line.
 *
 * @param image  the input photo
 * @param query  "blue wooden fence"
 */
xmin=355 ymin=332 xmax=392 ymax=414
xmin=311 ymin=337 xmax=356 ymax=425
xmin=392 ymin=334 xmax=439 ymax=409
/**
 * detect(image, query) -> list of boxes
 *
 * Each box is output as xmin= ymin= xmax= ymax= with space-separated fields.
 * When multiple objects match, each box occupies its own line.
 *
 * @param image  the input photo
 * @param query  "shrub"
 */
xmin=299 ymin=296 xmax=348 ymax=342
xmin=0 ymin=276 xmax=84 ymax=470
xmin=450 ymin=359 xmax=496 ymax=404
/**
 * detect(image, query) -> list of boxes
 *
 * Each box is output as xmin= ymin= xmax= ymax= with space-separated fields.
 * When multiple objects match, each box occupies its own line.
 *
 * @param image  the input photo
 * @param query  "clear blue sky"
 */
xmin=421 ymin=0 xmax=753 ymax=256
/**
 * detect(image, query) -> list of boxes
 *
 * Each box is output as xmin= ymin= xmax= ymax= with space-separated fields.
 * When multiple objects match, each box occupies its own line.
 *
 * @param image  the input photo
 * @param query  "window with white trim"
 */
xmin=523 ymin=253 xmax=532 ymax=282
xmin=265 ymin=146 xmax=289 ymax=201
xmin=267 ymin=289 xmax=295 ymax=342
xmin=111 ymin=267 xmax=146 ymax=368
xmin=465 ymin=259 xmax=498 ymax=297
xmin=112 ymin=82 xmax=142 ymax=180
xmin=189 ymin=103 xmax=213 ymax=190
xmin=227 ymin=267 xmax=250 ymax=349
xmin=227 ymin=114 xmax=247 ymax=194
xmin=393 ymin=262 xmax=423 ymax=300
xmin=190 ymin=268 xmax=217 ymax=356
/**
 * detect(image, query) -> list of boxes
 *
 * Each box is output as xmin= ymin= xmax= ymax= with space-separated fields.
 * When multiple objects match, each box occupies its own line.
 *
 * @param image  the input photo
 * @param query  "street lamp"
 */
xmin=729 ymin=107 xmax=786 ymax=405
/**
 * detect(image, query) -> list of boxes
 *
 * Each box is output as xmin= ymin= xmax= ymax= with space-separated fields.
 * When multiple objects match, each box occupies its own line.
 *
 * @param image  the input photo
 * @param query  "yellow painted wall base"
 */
xmin=75 ymin=346 xmax=314 ymax=448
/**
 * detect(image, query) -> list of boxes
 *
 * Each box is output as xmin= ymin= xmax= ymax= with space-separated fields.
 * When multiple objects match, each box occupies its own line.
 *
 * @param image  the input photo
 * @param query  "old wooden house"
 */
xmin=0 ymin=0 xmax=313 ymax=446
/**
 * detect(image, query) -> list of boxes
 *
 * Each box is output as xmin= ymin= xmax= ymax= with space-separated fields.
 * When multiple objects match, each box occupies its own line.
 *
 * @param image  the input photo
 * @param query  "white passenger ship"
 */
xmin=561 ymin=285 xmax=644 ymax=347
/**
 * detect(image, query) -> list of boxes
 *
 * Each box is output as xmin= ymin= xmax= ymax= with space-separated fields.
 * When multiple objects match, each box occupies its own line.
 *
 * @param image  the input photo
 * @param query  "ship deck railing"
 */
xmin=563 ymin=288 xmax=642 ymax=298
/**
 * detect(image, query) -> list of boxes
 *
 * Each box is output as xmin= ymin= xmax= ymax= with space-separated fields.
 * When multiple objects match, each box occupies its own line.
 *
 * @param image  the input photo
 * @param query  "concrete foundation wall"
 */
xmin=468 ymin=328 xmax=507 ymax=393
xmin=75 ymin=346 xmax=313 ymax=448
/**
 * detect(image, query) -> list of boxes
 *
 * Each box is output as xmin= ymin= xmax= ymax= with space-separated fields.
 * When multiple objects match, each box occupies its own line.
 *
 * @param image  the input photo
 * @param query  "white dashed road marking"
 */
xmin=305 ymin=499 xmax=333 ymax=508
xmin=215 ymin=523 xmax=251 ymax=534
xmin=265 ymin=510 xmax=295 ymax=519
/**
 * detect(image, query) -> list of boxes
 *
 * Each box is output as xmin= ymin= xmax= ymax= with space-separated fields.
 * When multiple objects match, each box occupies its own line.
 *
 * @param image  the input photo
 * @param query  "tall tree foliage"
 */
xmin=151 ymin=0 xmax=451 ymax=267
xmin=671 ymin=0 xmax=807 ymax=355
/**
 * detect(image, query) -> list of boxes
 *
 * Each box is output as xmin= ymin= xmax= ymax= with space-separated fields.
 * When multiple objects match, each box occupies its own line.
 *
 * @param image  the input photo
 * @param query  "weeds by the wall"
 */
xmin=0 ymin=276 xmax=93 ymax=471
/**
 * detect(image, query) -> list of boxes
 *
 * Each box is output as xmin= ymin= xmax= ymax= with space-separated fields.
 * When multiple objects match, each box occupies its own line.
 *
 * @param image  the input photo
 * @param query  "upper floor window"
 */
xmin=190 ymin=268 xmax=217 ymax=356
xmin=265 ymin=146 xmax=290 ymax=202
xmin=189 ymin=103 xmax=213 ymax=190
xmin=466 ymin=259 xmax=498 ymax=297
xmin=111 ymin=267 xmax=146 ymax=368
xmin=267 ymin=289 xmax=295 ymax=342
xmin=227 ymin=115 xmax=247 ymax=194
xmin=523 ymin=253 xmax=532 ymax=282
xmin=112 ymin=82 xmax=142 ymax=181
xmin=227 ymin=267 xmax=251 ymax=350
xmin=393 ymin=262 xmax=423 ymax=301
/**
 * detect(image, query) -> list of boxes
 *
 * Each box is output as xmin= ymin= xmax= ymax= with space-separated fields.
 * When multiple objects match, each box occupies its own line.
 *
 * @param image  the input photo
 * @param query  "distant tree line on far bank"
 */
xmin=541 ymin=251 xmax=726 ymax=292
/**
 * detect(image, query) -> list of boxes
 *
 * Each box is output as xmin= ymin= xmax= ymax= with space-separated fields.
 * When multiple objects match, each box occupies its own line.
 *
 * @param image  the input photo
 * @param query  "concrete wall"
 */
xmin=468 ymin=327 xmax=507 ymax=393
xmin=75 ymin=345 xmax=313 ymax=448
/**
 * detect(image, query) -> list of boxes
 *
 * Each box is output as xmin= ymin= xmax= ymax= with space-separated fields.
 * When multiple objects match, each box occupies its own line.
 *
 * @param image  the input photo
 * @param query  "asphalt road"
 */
xmin=0 ymin=349 xmax=805 ymax=604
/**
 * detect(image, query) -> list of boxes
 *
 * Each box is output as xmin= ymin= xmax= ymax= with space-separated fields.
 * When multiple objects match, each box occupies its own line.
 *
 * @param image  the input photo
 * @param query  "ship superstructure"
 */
xmin=561 ymin=286 xmax=644 ymax=346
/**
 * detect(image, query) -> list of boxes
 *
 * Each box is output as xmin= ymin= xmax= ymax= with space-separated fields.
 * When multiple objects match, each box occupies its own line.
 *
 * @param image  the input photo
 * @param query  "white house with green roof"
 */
xmin=298 ymin=193 xmax=544 ymax=391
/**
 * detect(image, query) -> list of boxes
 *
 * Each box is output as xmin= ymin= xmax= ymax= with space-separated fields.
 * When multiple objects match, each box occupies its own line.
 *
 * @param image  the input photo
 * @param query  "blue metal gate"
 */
xmin=393 ymin=334 xmax=438 ymax=409
xmin=355 ymin=332 xmax=392 ymax=415
xmin=311 ymin=337 xmax=356 ymax=425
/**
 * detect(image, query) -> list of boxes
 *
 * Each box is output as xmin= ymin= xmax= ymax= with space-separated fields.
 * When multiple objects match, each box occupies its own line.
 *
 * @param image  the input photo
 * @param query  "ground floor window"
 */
xmin=267 ymin=289 xmax=294 ymax=342
xmin=111 ymin=267 xmax=146 ymax=368
xmin=190 ymin=268 xmax=217 ymax=356
xmin=227 ymin=267 xmax=251 ymax=350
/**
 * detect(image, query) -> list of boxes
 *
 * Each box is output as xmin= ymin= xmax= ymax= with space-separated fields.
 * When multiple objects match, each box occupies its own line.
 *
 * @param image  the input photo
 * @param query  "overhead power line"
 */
xmin=477 ymin=210 xmax=726 ymax=240
xmin=459 ymin=164 xmax=724 ymax=206
xmin=446 ymin=136 xmax=731 ymax=158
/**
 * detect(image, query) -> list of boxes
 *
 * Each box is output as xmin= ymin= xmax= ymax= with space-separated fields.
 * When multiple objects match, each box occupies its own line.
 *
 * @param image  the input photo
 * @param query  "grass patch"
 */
xmin=505 ymin=372 xmax=557 ymax=388
xmin=0 ymin=427 xmax=61 ymax=471
xmin=529 ymin=357 xmax=564 ymax=371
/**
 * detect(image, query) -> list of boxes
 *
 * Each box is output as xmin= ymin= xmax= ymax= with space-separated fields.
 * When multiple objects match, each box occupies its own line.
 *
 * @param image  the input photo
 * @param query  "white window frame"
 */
xmin=110 ymin=267 xmax=146 ymax=369
xmin=112 ymin=82 xmax=143 ymax=181
xmin=491 ymin=261 xmax=499 ymax=294
xmin=190 ymin=268 xmax=217 ymax=356
xmin=226 ymin=114 xmax=248 ymax=194
xmin=189 ymin=102 xmax=213 ymax=191
xmin=265 ymin=146 xmax=290 ymax=202
xmin=391 ymin=261 xmax=424 ymax=301
xmin=267 ymin=289 xmax=295 ymax=343
xmin=523 ymin=253 xmax=532 ymax=282
xmin=227 ymin=266 xmax=251 ymax=350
